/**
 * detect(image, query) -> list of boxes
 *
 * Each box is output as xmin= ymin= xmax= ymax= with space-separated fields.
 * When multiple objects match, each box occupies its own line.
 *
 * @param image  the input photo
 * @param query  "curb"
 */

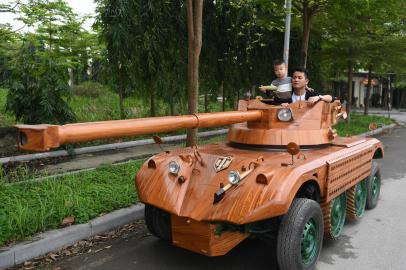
xmin=358 ymin=123 xmax=397 ymax=137
xmin=0 ymin=123 xmax=397 ymax=269
xmin=0 ymin=204 xmax=145 ymax=270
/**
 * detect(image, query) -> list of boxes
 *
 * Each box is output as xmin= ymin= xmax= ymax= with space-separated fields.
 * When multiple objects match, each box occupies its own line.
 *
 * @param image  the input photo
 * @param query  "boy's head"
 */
xmin=273 ymin=59 xmax=287 ymax=79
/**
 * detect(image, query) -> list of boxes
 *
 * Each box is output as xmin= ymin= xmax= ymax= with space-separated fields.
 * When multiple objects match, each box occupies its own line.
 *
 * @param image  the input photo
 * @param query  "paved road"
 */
xmin=47 ymin=127 xmax=406 ymax=270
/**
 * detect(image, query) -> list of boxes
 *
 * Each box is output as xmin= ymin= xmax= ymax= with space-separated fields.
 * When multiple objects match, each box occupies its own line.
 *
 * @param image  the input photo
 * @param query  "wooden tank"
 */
xmin=15 ymin=99 xmax=384 ymax=270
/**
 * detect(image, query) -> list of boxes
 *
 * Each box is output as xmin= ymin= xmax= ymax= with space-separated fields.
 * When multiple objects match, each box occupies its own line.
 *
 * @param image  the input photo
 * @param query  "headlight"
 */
xmin=228 ymin=171 xmax=241 ymax=185
xmin=277 ymin=108 xmax=293 ymax=121
xmin=168 ymin=161 xmax=180 ymax=175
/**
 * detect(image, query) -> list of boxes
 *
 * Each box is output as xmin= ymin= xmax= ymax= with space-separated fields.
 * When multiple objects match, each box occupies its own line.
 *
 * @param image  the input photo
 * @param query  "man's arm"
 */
xmin=307 ymin=91 xmax=334 ymax=104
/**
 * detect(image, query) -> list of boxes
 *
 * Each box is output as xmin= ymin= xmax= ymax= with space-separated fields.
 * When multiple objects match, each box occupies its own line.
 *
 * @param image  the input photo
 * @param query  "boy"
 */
xmin=258 ymin=59 xmax=292 ymax=103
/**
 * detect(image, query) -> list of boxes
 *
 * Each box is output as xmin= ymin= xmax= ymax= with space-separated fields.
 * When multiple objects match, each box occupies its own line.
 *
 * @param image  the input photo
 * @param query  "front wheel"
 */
xmin=144 ymin=204 xmax=172 ymax=241
xmin=277 ymin=198 xmax=324 ymax=270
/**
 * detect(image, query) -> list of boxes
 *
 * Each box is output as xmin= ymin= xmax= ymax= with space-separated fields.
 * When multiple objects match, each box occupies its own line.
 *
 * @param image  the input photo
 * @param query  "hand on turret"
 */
xmin=308 ymin=95 xmax=322 ymax=104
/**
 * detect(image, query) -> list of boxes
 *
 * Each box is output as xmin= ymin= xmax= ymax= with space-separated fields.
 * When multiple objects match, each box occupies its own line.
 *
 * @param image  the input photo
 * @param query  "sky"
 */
xmin=0 ymin=0 xmax=97 ymax=31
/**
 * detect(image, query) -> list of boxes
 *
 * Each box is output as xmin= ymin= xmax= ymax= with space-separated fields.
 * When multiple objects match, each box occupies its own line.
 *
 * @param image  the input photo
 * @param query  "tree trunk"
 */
xmin=301 ymin=0 xmax=311 ymax=68
xmin=220 ymin=80 xmax=225 ymax=111
xmin=364 ymin=65 xmax=372 ymax=115
xmin=382 ymin=87 xmax=388 ymax=110
xmin=170 ymin=97 xmax=175 ymax=115
xmin=150 ymin=84 xmax=156 ymax=117
xmin=236 ymin=90 xmax=240 ymax=109
xmin=118 ymin=91 xmax=125 ymax=119
xmin=346 ymin=60 xmax=353 ymax=123
xmin=204 ymin=93 xmax=208 ymax=113
xmin=186 ymin=0 xmax=203 ymax=147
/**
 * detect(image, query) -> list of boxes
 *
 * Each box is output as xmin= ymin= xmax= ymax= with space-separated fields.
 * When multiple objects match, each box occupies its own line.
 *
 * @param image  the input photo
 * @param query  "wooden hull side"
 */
xmin=135 ymin=137 xmax=383 ymax=225
xmin=171 ymin=215 xmax=249 ymax=256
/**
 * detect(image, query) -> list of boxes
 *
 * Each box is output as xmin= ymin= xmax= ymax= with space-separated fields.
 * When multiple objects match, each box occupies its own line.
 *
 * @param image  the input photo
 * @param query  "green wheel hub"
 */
xmin=371 ymin=174 xmax=381 ymax=204
xmin=301 ymin=218 xmax=319 ymax=265
xmin=354 ymin=180 xmax=367 ymax=217
xmin=330 ymin=193 xmax=346 ymax=237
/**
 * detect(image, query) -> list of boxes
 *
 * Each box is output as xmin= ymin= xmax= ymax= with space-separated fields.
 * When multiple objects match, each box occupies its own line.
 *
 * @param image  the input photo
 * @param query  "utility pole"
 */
xmin=283 ymin=0 xmax=292 ymax=70
xmin=388 ymin=74 xmax=392 ymax=119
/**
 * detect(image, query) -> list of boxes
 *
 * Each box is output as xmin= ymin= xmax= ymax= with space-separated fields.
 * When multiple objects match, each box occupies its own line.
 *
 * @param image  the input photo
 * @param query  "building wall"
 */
xmin=352 ymin=75 xmax=382 ymax=108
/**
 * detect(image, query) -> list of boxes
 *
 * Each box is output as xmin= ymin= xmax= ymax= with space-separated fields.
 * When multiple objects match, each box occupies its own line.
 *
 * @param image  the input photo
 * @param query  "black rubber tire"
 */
xmin=366 ymin=162 xmax=381 ymax=210
xmin=144 ymin=204 xmax=172 ymax=241
xmin=277 ymin=198 xmax=324 ymax=270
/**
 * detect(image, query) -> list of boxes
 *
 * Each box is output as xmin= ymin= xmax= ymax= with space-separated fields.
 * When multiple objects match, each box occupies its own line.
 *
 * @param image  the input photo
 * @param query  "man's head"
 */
xmin=292 ymin=67 xmax=309 ymax=92
xmin=273 ymin=59 xmax=287 ymax=79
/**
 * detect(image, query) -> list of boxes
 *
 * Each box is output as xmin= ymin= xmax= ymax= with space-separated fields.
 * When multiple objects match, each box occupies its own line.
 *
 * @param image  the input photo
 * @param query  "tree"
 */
xmin=319 ymin=0 xmax=405 ymax=120
xmin=0 ymin=25 xmax=20 ymax=88
xmin=96 ymin=0 xmax=138 ymax=119
xmin=186 ymin=0 xmax=203 ymax=146
xmin=293 ymin=0 xmax=327 ymax=68
xmin=318 ymin=0 xmax=371 ymax=122
xmin=359 ymin=0 xmax=405 ymax=115
xmin=6 ymin=0 xmax=78 ymax=124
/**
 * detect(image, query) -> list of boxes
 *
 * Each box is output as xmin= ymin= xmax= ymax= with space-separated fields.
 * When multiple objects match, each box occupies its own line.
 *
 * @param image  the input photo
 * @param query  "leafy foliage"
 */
xmin=5 ymin=0 xmax=82 ymax=124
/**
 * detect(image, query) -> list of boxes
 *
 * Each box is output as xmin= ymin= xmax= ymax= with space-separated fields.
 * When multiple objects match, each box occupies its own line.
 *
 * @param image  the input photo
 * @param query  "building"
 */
xmin=327 ymin=71 xmax=390 ymax=109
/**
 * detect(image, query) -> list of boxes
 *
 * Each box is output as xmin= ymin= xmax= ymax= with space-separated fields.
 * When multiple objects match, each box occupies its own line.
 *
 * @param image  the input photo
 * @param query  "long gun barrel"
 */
xmin=16 ymin=110 xmax=262 ymax=151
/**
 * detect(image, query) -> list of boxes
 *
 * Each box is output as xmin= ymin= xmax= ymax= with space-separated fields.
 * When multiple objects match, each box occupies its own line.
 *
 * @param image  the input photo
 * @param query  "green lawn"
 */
xmin=0 ymin=88 xmax=15 ymax=126
xmin=335 ymin=113 xmax=395 ymax=136
xmin=0 ymin=160 xmax=142 ymax=246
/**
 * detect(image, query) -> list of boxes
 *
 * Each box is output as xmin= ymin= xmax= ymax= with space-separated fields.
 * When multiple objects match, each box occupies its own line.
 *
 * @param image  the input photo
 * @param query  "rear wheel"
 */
xmin=322 ymin=192 xmax=346 ymax=239
xmin=277 ymin=198 xmax=323 ymax=270
xmin=346 ymin=179 xmax=367 ymax=220
xmin=366 ymin=162 xmax=381 ymax=210
xmin=144 ymin=204 xmax=172 ymax=241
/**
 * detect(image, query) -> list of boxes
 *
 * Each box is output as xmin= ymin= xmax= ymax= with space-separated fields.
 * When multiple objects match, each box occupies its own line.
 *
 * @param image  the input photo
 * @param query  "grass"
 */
xmin=0 ymin=160 xmax=143 ymax=246
xmin=0 ymin=88 xmax=15 ymax=126
xmin=335 ymin=113 xmax=395 ymax=136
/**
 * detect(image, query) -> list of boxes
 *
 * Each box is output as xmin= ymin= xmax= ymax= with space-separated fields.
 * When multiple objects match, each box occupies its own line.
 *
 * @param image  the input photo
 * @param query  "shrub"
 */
xmin=71 ymin=81 xmax=109 ymax=98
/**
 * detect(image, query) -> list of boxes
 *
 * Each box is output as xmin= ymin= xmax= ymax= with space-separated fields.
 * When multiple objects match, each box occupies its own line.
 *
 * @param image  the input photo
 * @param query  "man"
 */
xmin=280 ymin=67 xmax=333 ymax=107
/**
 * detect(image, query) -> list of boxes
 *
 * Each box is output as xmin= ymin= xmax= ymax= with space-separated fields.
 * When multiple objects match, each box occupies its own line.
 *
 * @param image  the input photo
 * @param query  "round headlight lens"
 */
xmin=228 ymin=171 xmax=241 ymax=185
xmin=277 ymin=108 xmax=292 ymax=121
xmin=168 ymin=161 xmax=180 ymax=175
